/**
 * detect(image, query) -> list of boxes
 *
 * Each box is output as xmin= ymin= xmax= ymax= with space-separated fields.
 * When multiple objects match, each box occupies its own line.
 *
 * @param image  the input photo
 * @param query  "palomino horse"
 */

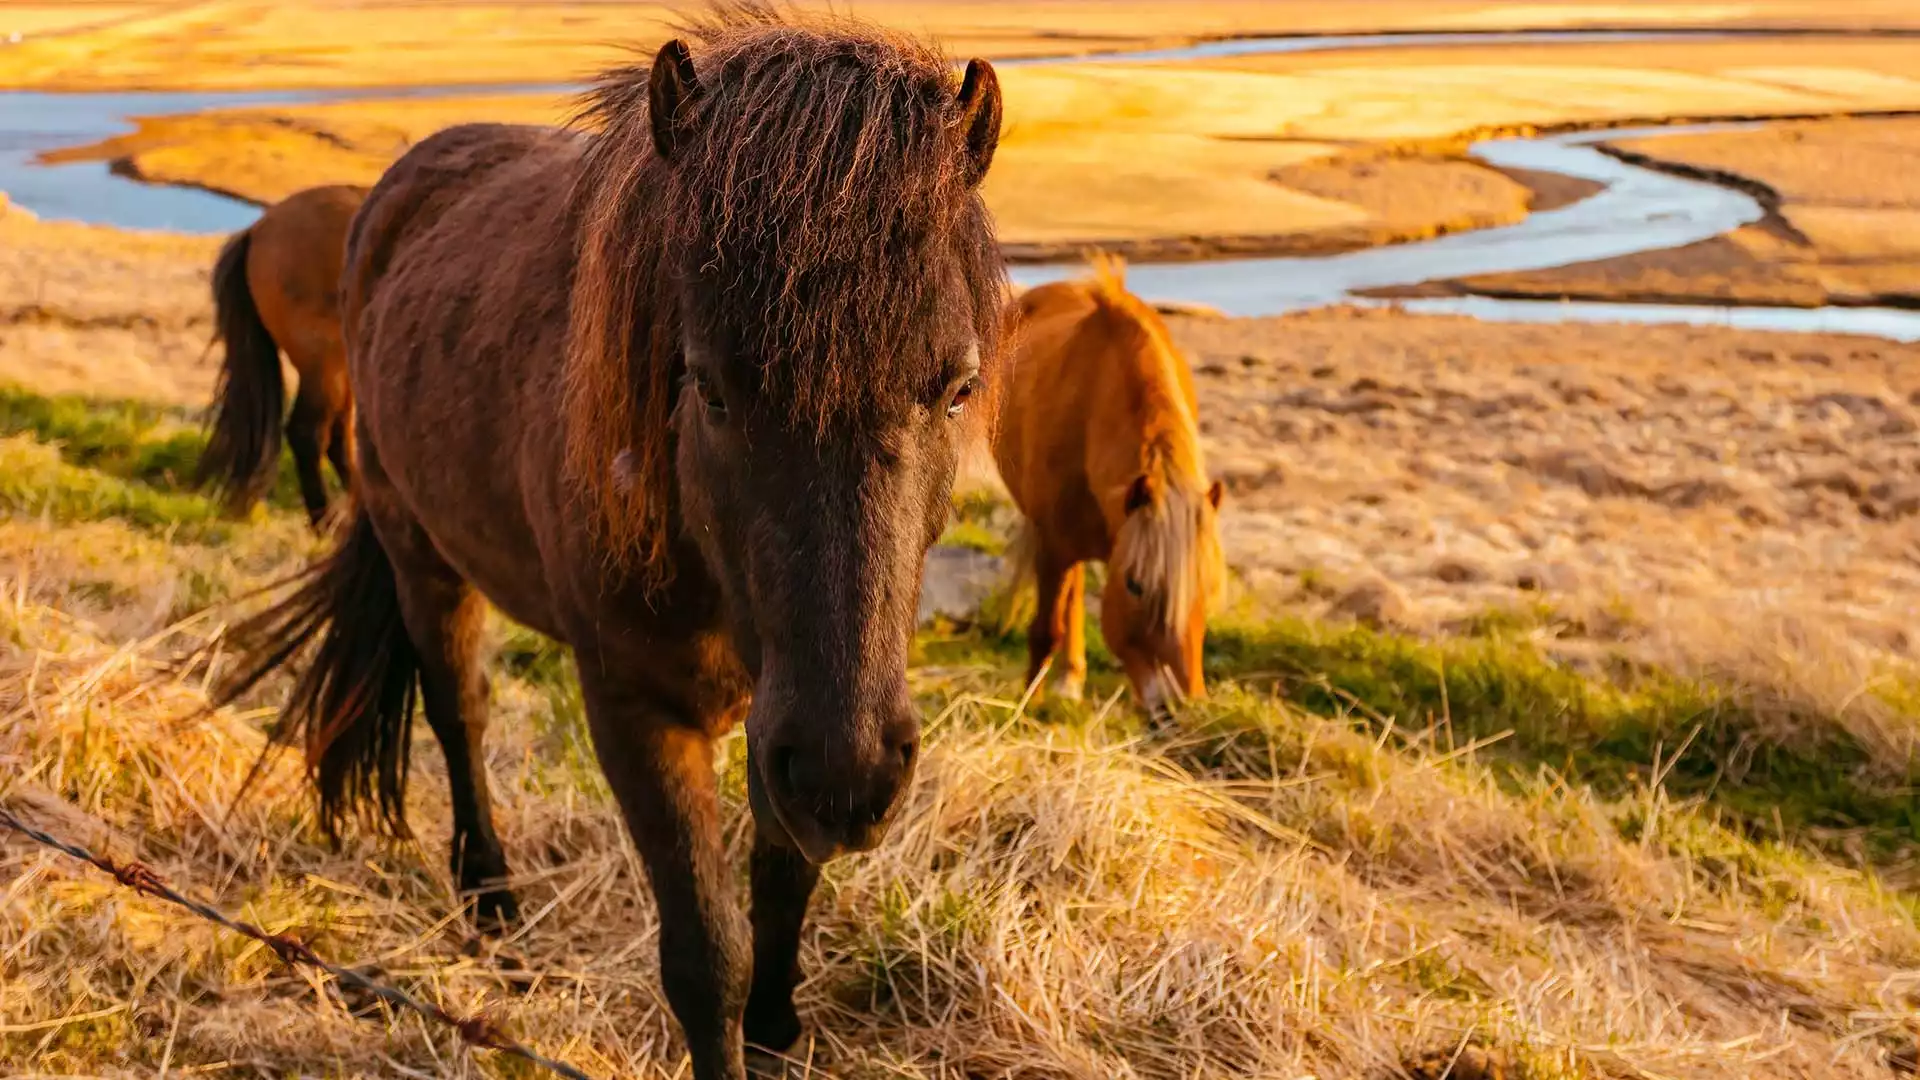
xmin=993 ymin=257 xmax=1226 ymax=719
xmin=196 ymin=183 xmax=366 ymax=527
xmin=212 ymin=9 xmax=1004 ymax=1077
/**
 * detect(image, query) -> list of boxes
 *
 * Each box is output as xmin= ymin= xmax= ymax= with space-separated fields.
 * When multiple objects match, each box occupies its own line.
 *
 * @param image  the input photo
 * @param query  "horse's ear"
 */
xmin=1124 ymin=473 xmax=1155 ymax=515
xmin=954 ymin=58 xmax=1003 ymax=188
xmin=649 ymin=38 xmax=702 ymax=162
xmin=1207 ymin=479 xmax=1225 ymax=510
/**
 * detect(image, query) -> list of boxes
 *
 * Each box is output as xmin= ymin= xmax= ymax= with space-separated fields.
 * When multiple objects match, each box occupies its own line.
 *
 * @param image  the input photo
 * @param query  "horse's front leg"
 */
xmin=579 ymin=670 xmax=749 ymax=1080
xmin=743 ymin=828 xmax=820 ymax=1059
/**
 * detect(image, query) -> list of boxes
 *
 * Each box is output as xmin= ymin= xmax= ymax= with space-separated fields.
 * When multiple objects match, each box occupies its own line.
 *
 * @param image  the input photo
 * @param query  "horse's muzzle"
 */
xmin=747 ymin=704 xmax=919 ymax=864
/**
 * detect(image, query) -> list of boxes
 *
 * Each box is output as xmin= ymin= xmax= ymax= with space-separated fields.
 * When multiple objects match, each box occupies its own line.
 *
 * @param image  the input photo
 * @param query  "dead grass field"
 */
xmin=3 ymin=220 xmax=1919 ymax=1077
xmin=0 ymin=208 xmax=218 ymax=403
xmin=1400 ymin=116 xmax=1920 ymax=308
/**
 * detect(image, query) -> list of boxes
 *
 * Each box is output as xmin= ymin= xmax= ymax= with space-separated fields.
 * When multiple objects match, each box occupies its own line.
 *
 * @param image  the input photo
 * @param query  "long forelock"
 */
xmin=1112 ymin=472 xmax=1227 ymax=637
xmin=662 ymin=14 xmax=1005 ymax=432
xmin=561 ymin=3 xmax=1006 ymax=579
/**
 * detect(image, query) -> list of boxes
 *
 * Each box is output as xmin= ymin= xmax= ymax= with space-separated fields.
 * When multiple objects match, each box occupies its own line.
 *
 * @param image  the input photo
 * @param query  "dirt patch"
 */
xmin=1166 ymin=304 xmax=1920 ymax=663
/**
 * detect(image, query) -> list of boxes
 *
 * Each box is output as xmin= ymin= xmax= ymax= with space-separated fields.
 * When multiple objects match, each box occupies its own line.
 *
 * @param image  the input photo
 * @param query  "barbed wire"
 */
xmin=0 ymin=804 xmax=598 ymax=1080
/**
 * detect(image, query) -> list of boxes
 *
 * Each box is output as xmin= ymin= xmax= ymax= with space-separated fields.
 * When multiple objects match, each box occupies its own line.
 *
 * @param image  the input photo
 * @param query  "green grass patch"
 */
xmin=936 ymin=518 xmax=1004 ymax=556
xmin=0 ymin=384 xmax=311 ymax=510
xmin=939 ymin=484 xmax=1016 ymax=556
xmin=0 ymin=437 xmax=235 ymax=541
xmin=911 ymin=612 xmax=1920 ymax=870
xmin=1201 ymin=617 xmax=1920 ymax=869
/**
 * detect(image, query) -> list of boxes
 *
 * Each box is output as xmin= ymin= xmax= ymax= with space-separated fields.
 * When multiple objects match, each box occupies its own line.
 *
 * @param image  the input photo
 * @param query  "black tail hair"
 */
xmin=196 ymin=228 xmax=286 ymax=515
xmin=214 ymin=509 xmax=418 ymax=838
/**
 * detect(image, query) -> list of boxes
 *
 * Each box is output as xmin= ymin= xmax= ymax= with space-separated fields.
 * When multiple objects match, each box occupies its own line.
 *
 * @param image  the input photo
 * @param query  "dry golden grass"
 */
xmin=2 ymin=247 xmax=1919 ymax=1075
xmin=0 ymin=207 xmax=219 ymax=404
xmin=4 ymin=492 xmax=1919 ymax=1079
xmin=1173 ymin=306 xmax=1920 ymax=671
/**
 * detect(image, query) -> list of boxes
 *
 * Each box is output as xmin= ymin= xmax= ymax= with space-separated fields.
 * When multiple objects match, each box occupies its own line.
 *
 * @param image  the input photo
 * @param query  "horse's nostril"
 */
xmin=898 ymin=739 xmax=917 ymax=772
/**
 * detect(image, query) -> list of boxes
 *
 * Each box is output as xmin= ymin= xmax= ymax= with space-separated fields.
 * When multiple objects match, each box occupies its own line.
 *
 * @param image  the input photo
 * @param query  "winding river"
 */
xmin=3 ymin=28 xmax=1918 ymax=340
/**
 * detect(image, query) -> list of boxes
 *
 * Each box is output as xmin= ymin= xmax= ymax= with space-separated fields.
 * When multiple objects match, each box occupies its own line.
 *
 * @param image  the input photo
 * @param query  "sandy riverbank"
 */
xmin=1384 ymin=115 xmax=1920 ymax=308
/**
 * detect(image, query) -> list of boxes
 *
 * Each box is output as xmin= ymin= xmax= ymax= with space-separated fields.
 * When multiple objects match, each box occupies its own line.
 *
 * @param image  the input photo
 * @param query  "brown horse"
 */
xmin=993 ymin=256 xmax=1226 ymax=719
xmin=211 ymin=8 xmax=1004 ymax=1077
xmin=197 ymin=183 xmax=366 ymax=527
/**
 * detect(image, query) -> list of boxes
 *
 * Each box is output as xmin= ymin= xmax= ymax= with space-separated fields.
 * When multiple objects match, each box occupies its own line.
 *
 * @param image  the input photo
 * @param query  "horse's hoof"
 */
xmin=1056 ymin=674 xmax=1086 ymax=702
xmin=470 ymin=888 xmax=521 ymax=935
xmin=743 ymin=1001 xmax=803 ymax=1064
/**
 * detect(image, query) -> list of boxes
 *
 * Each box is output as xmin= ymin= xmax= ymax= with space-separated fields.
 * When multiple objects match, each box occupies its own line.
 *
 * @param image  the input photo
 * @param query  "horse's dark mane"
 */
xmin=564 ymin=2 xmax=1006 ymax=580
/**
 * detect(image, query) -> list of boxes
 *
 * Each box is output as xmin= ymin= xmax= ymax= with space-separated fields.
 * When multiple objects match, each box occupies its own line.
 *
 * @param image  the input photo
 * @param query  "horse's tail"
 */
xmin=196 ymin=227 xmax=286 ymax=515
xmin=213 ymin=507 xmax=419 ymax=839
xmin=994 ymin=514 xmax=1040 ymax=635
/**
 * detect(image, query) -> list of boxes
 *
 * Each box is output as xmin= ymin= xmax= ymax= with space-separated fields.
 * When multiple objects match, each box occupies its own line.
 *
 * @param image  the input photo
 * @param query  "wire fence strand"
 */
xmin=0 ymin=804 xmax=598 ymax=1080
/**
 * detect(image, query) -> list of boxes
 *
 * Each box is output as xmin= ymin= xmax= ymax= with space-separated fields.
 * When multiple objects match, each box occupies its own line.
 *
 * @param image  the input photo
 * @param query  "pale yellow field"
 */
xmin=9 ymin=0 xmax=1920 ymax=92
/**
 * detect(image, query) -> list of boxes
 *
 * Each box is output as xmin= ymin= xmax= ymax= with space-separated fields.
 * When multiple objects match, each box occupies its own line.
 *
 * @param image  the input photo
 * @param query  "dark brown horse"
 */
xmin=212 ymin=8 xmax=1004 ymax=1077
xmin=196 ymin=183 xmax=366 ymax=527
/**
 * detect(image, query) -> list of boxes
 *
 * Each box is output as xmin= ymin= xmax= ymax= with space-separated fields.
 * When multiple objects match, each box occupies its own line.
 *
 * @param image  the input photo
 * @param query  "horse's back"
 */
xmin=343 ymin=122 xmax=588 ymax=637
xmin=993 ymin=279 xmax=1113 ymax=552
xmin=345 ymin=124 xmax=576 ymax=326
xmin=246 ymin=184 xmax=365 ymax=367
xmin=994 ymin=271 xmax=1197 ymax=555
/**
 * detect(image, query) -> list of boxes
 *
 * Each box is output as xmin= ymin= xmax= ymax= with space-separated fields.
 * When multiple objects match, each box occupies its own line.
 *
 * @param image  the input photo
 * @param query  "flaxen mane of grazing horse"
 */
xmin=993 ymin=256 xmax=1226 ymax=720
xmin=209 ymin=8 xmax=1005 ymax=1077
xmin=196 ymin=183 xmax=367 ymax=527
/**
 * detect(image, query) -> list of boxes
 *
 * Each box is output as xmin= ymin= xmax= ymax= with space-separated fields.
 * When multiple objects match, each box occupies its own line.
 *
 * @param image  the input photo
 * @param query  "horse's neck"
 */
xmin=1112 ymin=364 xmax=1204 ymax=499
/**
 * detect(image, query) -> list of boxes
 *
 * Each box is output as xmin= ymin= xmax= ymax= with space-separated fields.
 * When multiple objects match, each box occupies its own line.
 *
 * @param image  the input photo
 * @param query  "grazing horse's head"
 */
xmin=1105 ymin=469 xmax=1227 ymax=721
xmin=568 ymin=14 xmax=1006 ymax=863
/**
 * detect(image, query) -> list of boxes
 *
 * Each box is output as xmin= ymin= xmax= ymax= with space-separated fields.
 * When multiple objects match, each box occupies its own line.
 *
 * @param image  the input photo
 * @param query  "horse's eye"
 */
xmin=691 ymin=373 xmax=727 ymax=420
xmin=1125 ymin=576 xmax=1144 ymax=598
xmin=945 ymin=378 xmax=976 ymax=419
